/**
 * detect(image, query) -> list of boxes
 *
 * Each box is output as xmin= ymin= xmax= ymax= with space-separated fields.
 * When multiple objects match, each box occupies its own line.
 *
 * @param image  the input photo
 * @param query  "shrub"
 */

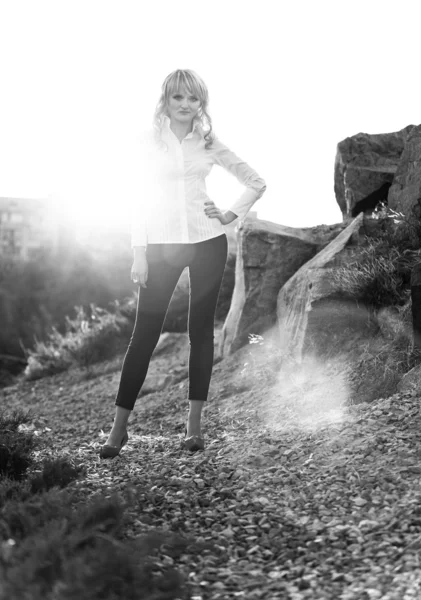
xmin=0 ymin=409 xmax=39 ymax=480
xmin=24 ymin=303 xmax=131 ymax=380
xmin=0 ymin=492 xmax=185 ymax=600
xmin=1 ymin=530 xmax=184 ymax=600
xmin=0 ymin=411 xmax=186 ymax=599
xmin=0 ymin=488 xmax=74 ymax=541
xmin=72 ymin=492 xmax=125 ymax=537
xmin=29 ymin=457 xmax=85 ymax=494
xmin=0 ymin=478 xmax=31 ymax=506
xmin=0 ymin=408 xmax=34 ymax=434
xmin=0 ymin=237 xmax=134 ymax=367
xmin=23 ymin=340 xmax=73 ymax=380
xmin=332 ymin=235 xmax=421 ymax=309
xmin=347 ymin=333 xmax=421 ymax=403
xmin=62 ymin=306 xmax=127 ymax=369
xmin=58 ymin=536 xmax=183 ymax=600
xmin=370 ymin=203 xmax=421 ymax=247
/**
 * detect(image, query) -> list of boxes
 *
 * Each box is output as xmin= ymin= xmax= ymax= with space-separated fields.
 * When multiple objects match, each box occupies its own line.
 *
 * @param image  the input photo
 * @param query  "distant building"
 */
xmin=0 ymin=197 xmax=58 ymax=259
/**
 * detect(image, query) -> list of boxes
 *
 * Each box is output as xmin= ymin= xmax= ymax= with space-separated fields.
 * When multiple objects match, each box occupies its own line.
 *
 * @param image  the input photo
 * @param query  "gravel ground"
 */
xmin=1 ymin=330 xmax=421 ymax=599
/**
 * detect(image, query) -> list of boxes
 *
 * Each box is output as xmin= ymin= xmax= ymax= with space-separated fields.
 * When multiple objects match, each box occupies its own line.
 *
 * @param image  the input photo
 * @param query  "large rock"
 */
xmin=388 ymin=124 xmax=421 ymax=218
xmin=276 ymin=213 xmax=365 ymax=362
xmin=219 ymin=219 xmax=346 ymax=356
xmin=334 ymin=125 xmax=414 ymax=218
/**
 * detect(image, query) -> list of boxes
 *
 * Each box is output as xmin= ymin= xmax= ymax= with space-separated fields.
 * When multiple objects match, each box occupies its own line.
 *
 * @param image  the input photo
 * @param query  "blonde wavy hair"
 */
xmin=153 ymin=69 xmax=215 ymax=150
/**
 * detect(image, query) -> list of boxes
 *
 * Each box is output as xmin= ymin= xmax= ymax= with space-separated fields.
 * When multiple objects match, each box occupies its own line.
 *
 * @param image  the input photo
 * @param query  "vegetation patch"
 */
xmin=332 ymin=240 xmax=419 ymax=310
xmin=24 ymin=303 xmax=132 ymax=380
xmin=0 ymin=408 xmax=186 ymax=600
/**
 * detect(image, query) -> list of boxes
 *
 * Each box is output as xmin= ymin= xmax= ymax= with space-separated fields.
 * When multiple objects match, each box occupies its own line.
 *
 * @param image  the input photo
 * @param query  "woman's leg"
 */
xmin=106 ymin=244 xmax=186 ymax=446
xmin=186 ymin=234 xmax=228 ymax=436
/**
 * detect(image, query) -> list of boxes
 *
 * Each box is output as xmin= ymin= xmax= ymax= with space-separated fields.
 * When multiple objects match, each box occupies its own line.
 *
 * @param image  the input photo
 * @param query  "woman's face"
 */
xmin=166 ymin=86 xmax=201 ymax=127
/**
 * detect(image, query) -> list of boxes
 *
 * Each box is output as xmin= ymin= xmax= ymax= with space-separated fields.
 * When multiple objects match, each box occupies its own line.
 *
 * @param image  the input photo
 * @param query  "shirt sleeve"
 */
xmin=211 ymin=137 xmax=266 ymax=220
xmin=130 ymin=131 xmax=152 ymax=248
xmin=130 ymin=209 xmax=148 ymax=248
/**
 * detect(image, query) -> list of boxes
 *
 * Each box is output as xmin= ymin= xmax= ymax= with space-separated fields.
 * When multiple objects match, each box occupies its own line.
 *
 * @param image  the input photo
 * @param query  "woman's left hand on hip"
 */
xmin=204 ymin=201 xmax=230 ymax=225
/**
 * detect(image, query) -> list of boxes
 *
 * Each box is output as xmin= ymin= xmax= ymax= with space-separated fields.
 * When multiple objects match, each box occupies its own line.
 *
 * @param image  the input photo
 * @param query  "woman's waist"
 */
xmin=147 ymin=193 xmax=212 ymax=212
xmin=145 ymin=209 xmax=224 ymax=226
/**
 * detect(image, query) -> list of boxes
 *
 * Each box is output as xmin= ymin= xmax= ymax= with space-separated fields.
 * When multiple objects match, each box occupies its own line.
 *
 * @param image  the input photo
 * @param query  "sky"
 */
xmin=0 ymin=0 xmax=420 ymax=234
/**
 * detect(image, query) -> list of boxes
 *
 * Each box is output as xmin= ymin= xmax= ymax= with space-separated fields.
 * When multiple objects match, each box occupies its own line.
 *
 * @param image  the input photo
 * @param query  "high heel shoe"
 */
xmin=99 ymin=431 xmax=129 ymax=459
xmin=182 ymin=427 xmax=205 ymax=452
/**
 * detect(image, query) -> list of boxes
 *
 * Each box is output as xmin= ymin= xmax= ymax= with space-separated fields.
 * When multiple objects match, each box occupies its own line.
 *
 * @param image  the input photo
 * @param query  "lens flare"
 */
xmin=261 ymin=353 xmax=351 ymax=433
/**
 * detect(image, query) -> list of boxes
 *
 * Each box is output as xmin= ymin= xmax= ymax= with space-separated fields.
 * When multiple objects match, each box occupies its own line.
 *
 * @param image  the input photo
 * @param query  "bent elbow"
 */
xmin=257 ymin=180 xmax=267 ymax=198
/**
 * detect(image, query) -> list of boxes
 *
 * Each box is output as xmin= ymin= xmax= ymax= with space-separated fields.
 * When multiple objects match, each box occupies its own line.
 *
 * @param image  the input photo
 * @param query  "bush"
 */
xmin=57 ymin=536 xmax=183 ymax=600
xmin=0 ymin=408 xmax=34 ymax=435
xmin=0 ymin=488 xmax=185 ymax=600
xmin=0 ymin=411 xmax=186 ymax=600
xmin=0 ymin=478 xmax=32 ymax=507
xmin=383 ymin=207 xmax=421 ymax=251
xmin=0 ymin=409 xmax=39 ymax=480
xmin=24 ymin=303 xmax=132 ymax=380
xmin=23 ymin=340 xmax=73 ymax=380
xmin=0 ymin=237 xmax=134 ymax=362
xmin=1 ymin=526 xmax=184 ymax=600
xmin=0 ymin=488 xmax=74 ymax=541
xmin=332 ymin=242 xmax=406 ymax=307
xmin=29 ymin=457 xmax=85 ymax=494
xmin=332 ymin=233 xmax=421 ymax=309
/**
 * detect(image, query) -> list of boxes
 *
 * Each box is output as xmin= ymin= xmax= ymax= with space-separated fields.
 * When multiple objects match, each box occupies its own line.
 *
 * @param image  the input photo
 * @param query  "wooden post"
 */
xmin=411 ymin=263 xmax=421 ymax=348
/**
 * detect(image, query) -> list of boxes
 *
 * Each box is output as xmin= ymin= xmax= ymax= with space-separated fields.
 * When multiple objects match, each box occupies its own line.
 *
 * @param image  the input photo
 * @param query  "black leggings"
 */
xmin=115 ymin=233 xmax=228 ymax=410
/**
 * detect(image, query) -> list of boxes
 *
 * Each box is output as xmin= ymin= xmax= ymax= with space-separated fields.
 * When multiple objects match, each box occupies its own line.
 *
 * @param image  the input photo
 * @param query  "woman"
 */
xmin=100 ymin=69 xmax=266 ymax=458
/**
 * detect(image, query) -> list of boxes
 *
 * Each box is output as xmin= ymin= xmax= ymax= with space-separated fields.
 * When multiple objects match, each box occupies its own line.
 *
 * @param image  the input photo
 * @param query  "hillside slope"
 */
xmin=1 ymin=328 xmax=421 ymax=599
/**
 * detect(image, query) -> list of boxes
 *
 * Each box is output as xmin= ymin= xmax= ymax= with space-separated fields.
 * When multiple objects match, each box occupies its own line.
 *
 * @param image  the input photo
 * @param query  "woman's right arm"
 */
xmin=130 ymin=131 xmax=153 ymax=288
xmin=130 ymin=195 xmax=148 ymax=288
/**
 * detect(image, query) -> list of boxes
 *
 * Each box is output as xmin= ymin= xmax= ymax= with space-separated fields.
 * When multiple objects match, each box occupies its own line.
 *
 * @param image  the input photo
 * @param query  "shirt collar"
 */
xmin=161 ymin=114 xmax=203 ymax=139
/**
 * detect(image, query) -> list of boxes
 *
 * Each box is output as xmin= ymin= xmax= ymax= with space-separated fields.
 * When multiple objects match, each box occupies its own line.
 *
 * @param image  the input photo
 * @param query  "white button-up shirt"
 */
xmin=131 ymin=115 xmax=266 ymax=247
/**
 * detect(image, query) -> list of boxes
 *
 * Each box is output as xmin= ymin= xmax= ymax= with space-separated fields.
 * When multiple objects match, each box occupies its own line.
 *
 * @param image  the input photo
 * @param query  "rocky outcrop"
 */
xmin=388 ymin=124 xmax=421 ymax=218
xmin=334 ymin=125 xmax=414 ymax=218
xmin=219 ymin=219 xmax=346 ymax=356
xmin=276 ymin=214 xmax=365 ymax=362
xmin=350 ymin=182 xmax=392 ymax=217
